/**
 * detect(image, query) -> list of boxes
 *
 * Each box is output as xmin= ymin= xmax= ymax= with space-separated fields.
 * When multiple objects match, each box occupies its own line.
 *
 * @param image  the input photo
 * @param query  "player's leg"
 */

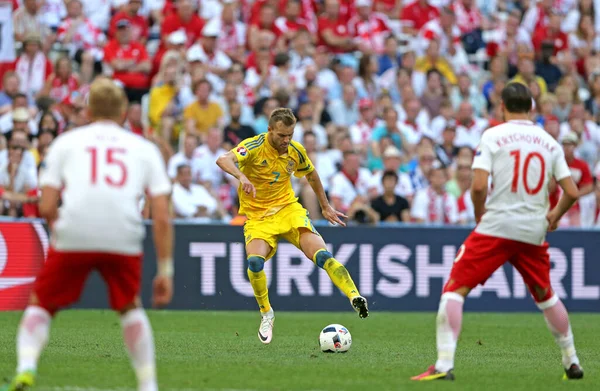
xmin=4 ymin=250 xmax=91 ymax=390
xmin=412 ymin=233 xmax=511 ymax=381
xmin=510 ymin=243 xmax=583 ymax=380
xmin=96 ymin=253 xmax=159 ymax=391
xmin=297 ymin=228 xmax=368 ymax=318
xmin=245 ymin=238 xmax=276 ymax=344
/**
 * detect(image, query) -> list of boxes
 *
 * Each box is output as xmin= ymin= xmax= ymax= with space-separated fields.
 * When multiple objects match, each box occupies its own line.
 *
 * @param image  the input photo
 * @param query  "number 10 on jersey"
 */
xmin=510 ymin=150 xmax=545 ymax=195
xmin=86 ymin=147 xmax=128 ymax=187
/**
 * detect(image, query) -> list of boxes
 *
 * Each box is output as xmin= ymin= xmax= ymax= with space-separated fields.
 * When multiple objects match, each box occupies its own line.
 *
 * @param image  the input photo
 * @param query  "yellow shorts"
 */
xmin=243 ymin=202 xmax=319 ymax=260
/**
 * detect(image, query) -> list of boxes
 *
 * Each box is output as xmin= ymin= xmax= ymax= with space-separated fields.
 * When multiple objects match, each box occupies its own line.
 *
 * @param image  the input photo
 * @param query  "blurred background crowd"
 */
xmin=1 ymin=0 xmax=600 ymax=227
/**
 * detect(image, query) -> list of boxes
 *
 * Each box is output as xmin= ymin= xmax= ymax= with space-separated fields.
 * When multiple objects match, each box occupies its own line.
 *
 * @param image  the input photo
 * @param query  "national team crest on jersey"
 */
xmin=286 ymin=160 xmax=295 ymax=174
xmin=237 ymin=146 xmax=247 ymax=156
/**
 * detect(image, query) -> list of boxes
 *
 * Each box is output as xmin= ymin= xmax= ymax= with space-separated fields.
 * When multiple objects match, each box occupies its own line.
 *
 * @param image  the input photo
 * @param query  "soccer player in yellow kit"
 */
xmin=217 ymin=108 xmax=368 ymax=344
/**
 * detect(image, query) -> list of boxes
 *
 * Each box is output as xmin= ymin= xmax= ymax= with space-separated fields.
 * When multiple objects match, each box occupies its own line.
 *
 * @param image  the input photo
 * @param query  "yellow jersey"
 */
xmin=232 ymin=133 xmax=314 ymax=220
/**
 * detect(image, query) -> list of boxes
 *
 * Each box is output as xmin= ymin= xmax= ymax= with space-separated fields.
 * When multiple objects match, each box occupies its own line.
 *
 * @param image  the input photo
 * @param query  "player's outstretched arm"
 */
xmin=216 ymin=151 xmax=256 ymax=197
xmin=151 ymin=194 xmax=174 ymax=308
xmin=471 ymin=169 xmax=489 ymax=223
xmin=547 ymin=176 xmax=579 ymax=232
xmin=306 ymin=170 xmax=348 ymax=226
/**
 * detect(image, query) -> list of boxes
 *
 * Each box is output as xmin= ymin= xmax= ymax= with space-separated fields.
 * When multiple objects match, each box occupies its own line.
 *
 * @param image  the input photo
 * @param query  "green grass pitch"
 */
xmin=0 ymin=310 xmax=599 ymax=390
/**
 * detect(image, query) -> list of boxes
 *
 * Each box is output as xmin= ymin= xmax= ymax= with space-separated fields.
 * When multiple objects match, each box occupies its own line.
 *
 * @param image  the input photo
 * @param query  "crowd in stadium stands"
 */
xmin=2 ymin=0 xmax=600 ymax=226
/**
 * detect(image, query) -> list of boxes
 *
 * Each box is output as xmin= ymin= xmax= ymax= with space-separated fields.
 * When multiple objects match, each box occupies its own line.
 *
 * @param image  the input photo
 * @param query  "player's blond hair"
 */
xmin=88 ymin=78 xmax=128 ymax=122
xmin=268 ymin=107 xmax=296 ymax=129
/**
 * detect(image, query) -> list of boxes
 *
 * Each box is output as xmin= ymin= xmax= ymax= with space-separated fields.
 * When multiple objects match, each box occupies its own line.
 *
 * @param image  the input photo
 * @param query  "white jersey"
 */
xmin=473 ymin=120 xmax=571 ymax=245
xmin=39 ymin=121 xmax=172 ymax=255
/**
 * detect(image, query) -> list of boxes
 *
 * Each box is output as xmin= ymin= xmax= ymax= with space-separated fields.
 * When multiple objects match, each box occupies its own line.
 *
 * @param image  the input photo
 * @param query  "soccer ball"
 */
xmin=319 ymin=324 xmax=352 ymax=353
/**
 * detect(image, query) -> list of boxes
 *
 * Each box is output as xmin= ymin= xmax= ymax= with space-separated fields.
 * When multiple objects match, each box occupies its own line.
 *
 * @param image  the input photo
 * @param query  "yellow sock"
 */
xmin=247 ymin=260 xmax=271 ymax=313
xmin=314 ymin=250 xmax=360 ymax=299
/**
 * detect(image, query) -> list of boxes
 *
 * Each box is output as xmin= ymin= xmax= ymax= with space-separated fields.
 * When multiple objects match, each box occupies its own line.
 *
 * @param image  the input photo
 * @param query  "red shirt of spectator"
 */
xmin=161 ymin=0 xmax=205 ymax=48
xmin=109 ymin=0 xmax=149 ymax=43
xmin=250 ymin=4 xmax=284 ymax=41
xmin=317 ymin=0 xmax=353 ymax=54
xmin=550 ymin=135 xmax=593 ymax=211
xmin=278 ymin=0 xmax=317 ymax=31
xmin=452 ymin=0 xmax=482 ymax=35
xmin=401 ymin=0 xmax=440 ymax=32
xmin=275 ymin=0 xmax=312 ymax=39
xmin=104 ymin=22 xmax=151 ymax=89
xmin=48 ymin=57 xmax=79 ymax=103
xmin=348 ymin=0 xmax=391 ymax=55
xmin=532 ymin=12 xmax=568 ymax=55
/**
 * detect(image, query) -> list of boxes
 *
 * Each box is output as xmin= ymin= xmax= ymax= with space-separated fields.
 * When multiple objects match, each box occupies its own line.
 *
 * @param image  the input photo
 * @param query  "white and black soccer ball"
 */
xmin=319 ymin=324 xmax=352 ymax=353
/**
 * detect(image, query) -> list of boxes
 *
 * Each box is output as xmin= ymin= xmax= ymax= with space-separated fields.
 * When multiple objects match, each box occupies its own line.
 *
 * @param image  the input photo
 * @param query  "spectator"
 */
xmin=184 ymin=79 xmax=224 ymax=138
xmin=580 ymin=178 xmax=600 ymax=227
xmin=187 ymin=22 xmax=233 ymax=79
xmin=161 ymin=0 xmax=205 ymax=48
xmin=0 ymin=100 xmax=37 ymax=136
xmin=454 ymin=101 xmax=489 ymax=149
xmin=57 ymin=0 xmax=105 ymax=85
xmin=0 ymin=72 xmax=25 ymax=114
xmin=532 ymin=10 xmax=569 ymax=57
xmin=0 ymin=129 xmax=37 ymax=216
xmin=328 ymin=84 xmax=359 ymax=127
xmin=13 ymin=0 xmax=53 ymax=50
xmin=435 ymin=121 xmax=459 ymax=167
xmin=289 ymin=29 xmax=315 ymax=75
xmin=299 ymin=131 xmax=337 ymax=218
xmin=371 ymin=170 xmax=410 ymax=222
xmin=109 ymin=0 xmax=149 ymax=45
xmin=354 ymin=54 xmax=381 ymax=101
xmin=152 ymin=31 xmax=188 ymax=81
xmin=124 ymin=103 xmax=144 ymax=137
xmin=304 ymin=84 xmax=332 ymax=127
xmin=408 ymin=143 xmax=437 ymax=192
xmin=348 ymin=0 xmax=391 ymax=55
xmin=535 ymin=42 xmax=562 ymax=92
xmin=39 ymin=57 xmax=80 ymax=104
xmin=398 ymin=98 xmax=428 ymax=145
xmin=415 ymin=39 xmax=457 ymax=85
xmin=317 ymin=0 xmax=355 ymax=54
xmin=213 ymin=0 xmax=247 ymax=64
xmin=104 ymin=20 xmax=151 ymax=103
xmin=149 ymin=58 xmax=185 ymax=144
xmin=80 ymin=0 xmax=112 ymax=33
xmin=451 ymin=157 xmax=475 ymax=225
xmin=223 ymin=101 xmax=256 ymax=149
xmin=253 ymin=97 xmax=278 ymax=134
xmin=420 ymin=69 xmax=446 ymax=119
xmin=167 ymin=133 xmax=198 ymax=179
xmin=401 ymin=0 xmax=440 ymax=36
xmin=31 ymin=111 xmax=58 ymax=165
xmin=192 ymin=128 xmax=228 ymax=190
xmin=374 ymin=0 xmax=401 ymax=20
xmin=349 ymin=98 xmax=379 ymax=152
xmin=557 ymin=132 xmax=594 ymax=227
xmin=417 ymin=7 xmax=468 ymax=70
xmin=430 ymin=99 xmax=455 ymax=139
xmin=450 ymin=73 xmax=487 ymax=117
xmin=275 ymin=0 xmax=312 ymax=45
xmin=330 ymin=150 xmax=374 ymax=214
xmin=485 ymin=10 xmax=532 ymax=71
xmin=14 ymin=33 xmax=53 ymax=100
xmin=553 ymin=85 xmax=573 ymax=123
xmin=370 ymin=107 xmax=407 ymax=170
xmin=172 ymin=164 xmax=225 ymax=220
xmin=510 ymin=56 xmax=548 ymax=95
xmin=370 ymin=145 xmax=415 ymax=201
xmin=293 ymin=101 xmax=328 ymax=150
xmin=378 ymin=35 xmax=402 ymax=76
xmin=410 ymin=160 xmax=458 ymax=224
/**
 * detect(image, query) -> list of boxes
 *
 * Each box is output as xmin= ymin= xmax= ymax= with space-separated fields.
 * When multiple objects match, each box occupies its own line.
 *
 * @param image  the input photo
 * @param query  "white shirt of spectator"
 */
xmin=39 ymin=121 xmax=172 ymax=254
xmin=187 ymin=43 xmax=233 ymax=72
xmin=80 ymin=0 xmax=112 ymax=31
xmin=398 ymin=120 xmax=427 ymax=145
xmin=312 ymin=152 xmax=338 ymax=192
xmin=0 ymin=149 xmax=37 ymax=183
xmin=0 ymin=155 xmax=38 ymax=193
xmin=329 ymin=168 xmax=373 ymax=211
xmin=172 ymin=182 xmax=218 ymax=219
xmin=578 ymin=193 xmax=599 ymax=228
xmin=395 ymin=104 xmax=430 ymax=132
xmin=167 ymin=151 xmax=196 ymax=180
xmin=39 ymin=0 xmax=67 ymax=29
xmin=347 ymin=12 xmax=391 ymax=55
xmin=454 ymin=118 xmax=488 ymax=149
xmin=370 ymin=170 xmax=415 ymax=199
xmin=293 ymin=122 xmax=328 ymax=151
xmin=0 ymin=112 xmax=38 ymax=136
xmin=191 ymin=144 xmax=228 ymax=189
xmin=559 ymin=120 xmax=600 ymax=164
xmin=349 ymin=119 xmax=382 ymax=147
xmin=0 ymin=4 xmax=15 ymax=63
xmin=205 ymin=16 xmax=247 ymax=56
xmin=473 ymin=120 xmax=571 ymax=245
xmin=411 ymin=187 xmax=459 ymax=224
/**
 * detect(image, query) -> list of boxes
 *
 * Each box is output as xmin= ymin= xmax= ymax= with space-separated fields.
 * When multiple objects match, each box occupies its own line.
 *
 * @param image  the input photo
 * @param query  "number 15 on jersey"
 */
xmin=86 ymin=147 xmax=128 ymax=187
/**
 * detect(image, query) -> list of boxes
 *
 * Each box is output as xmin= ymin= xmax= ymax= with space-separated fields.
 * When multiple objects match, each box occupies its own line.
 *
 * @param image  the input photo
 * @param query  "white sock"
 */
xmin=16 ymin=306 xmax=51 ymax=374
xmin=121 ymin=309 xmax=158 ymax=391
xmin=435 ymin=292 xmax=464 ymax=373
xmin=538 ymin=296 xmax=580 ymax=369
